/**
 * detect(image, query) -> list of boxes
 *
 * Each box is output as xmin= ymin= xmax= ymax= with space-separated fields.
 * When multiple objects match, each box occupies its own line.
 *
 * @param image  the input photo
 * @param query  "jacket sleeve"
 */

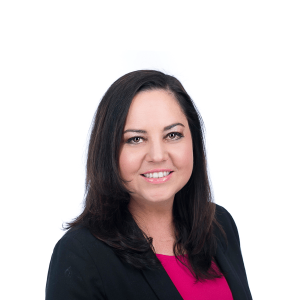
xmin=226 ymin=208 xmax=241 ymax=246
xmin=46 ymin=234 xmax=107 ymax=300
xmin=215 ymin=205 xmax=253 ymax=300
xmin=215 ymin=205 xmax=242 ymax=249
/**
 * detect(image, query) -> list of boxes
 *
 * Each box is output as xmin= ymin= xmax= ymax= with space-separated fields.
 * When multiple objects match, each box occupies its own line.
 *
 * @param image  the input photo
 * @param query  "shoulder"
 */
xmin=46 ymin=226 xmax=114 ymax=299
xmin=214 ymin=205 xmax=252 ymax=299
xmin=215 ymin=204 xmax=238 ymax=229
xmin=58 ymin=225 xmax=99 ymax=244
xmin=46 ymin=226 xmax=160 ymax=300
xmin=57 ymin=226 xmax=100 ymax=247
xmin=214 ymin=204 xmax=241 ymax=247
xmin=215 ymin=204 xmax=236 ymax=225
xmin=53 ymin=225 xmax=116 ymax=261
xmin=48 ymin=225 xmax=113 ymax=270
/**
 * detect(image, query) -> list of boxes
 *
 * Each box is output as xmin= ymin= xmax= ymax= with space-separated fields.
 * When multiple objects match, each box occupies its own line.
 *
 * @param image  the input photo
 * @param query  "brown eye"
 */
xmin=167 ymin=132 xmax=183 ymax=140
xmin=126 ymin=136 xmax=144 ymax=144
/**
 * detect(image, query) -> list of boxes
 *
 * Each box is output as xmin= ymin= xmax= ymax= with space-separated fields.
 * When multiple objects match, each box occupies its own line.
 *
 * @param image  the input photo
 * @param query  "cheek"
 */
xmin=174 ymin=139 xmax=194 ymax=174
xmin=183 ymin=146 xmax=194 ymax=172
xmin=119 ymin=148 xmax=140 ymax=179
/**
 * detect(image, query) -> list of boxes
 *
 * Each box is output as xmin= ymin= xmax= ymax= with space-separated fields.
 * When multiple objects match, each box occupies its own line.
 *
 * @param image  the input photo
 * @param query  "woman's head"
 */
xmin=86 ymin=70 xmax=208 ymax=209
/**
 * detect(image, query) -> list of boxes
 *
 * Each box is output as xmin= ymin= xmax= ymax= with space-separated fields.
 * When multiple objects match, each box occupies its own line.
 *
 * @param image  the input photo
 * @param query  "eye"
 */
xmin=126 ymin=136 xmax=144 ymax=144
xmin=166 ymin=132 xmax=183 ymax=140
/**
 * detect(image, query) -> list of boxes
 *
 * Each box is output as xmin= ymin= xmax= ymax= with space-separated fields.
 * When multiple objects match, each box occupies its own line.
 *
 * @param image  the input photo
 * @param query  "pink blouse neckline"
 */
xmin=155 ymin=253 xmax=233 ymax=300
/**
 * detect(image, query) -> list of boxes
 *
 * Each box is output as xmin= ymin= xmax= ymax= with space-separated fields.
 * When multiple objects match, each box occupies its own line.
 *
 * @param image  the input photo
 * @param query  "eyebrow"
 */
xmin=123 ymin=123 xmax=185 ymax=134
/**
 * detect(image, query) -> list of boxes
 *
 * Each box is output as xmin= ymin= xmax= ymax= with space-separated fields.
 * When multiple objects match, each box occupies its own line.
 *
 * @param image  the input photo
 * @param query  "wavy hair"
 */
xmin=65 ymin=70 xmax=226 ymax=281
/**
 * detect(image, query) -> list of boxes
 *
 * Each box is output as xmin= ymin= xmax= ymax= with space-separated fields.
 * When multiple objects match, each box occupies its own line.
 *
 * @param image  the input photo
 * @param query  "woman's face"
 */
xmin=119 ymin=89 xmax=194 ymax=207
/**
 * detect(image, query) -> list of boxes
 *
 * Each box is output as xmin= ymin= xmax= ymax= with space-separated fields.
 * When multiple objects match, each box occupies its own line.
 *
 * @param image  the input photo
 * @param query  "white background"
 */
xmin=1 ymin=1 xmax=299 ymax=299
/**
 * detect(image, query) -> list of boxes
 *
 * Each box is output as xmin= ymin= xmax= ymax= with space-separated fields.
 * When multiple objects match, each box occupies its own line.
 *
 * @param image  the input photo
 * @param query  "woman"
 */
xmin=46 ymin=70 xmax=252 ymax=300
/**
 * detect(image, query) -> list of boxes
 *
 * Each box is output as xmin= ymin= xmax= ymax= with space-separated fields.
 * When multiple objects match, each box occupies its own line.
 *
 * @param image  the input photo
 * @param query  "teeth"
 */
xmin=144 ymin=172 xmax=171 ymax=178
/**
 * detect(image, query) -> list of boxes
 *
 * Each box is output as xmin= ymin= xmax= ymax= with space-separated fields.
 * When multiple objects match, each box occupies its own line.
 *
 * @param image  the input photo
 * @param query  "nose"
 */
xmin=145 ymin=139 xmax=168 ymax=163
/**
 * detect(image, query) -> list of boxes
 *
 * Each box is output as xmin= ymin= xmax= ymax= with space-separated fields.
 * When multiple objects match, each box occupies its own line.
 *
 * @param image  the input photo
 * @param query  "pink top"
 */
xmin=156 ymin=254 xmax=233 ymax=300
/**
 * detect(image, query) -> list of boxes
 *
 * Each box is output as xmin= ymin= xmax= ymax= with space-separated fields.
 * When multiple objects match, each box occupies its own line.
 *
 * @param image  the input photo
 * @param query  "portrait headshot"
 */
xmin=45 ymin=70 xmax=252 ymax=299
xmin=1 ymin=1 xmax=299 ymax=300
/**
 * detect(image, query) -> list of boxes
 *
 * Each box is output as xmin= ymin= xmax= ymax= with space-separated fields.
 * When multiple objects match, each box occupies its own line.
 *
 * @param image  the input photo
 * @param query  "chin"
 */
xmin=142 ymin=193 xmax=175 ymax=204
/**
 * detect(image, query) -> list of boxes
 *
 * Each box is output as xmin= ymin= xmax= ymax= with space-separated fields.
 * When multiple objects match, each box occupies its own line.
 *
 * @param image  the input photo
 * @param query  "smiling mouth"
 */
xmin=141 ymin=171 xmax=174 ymax=178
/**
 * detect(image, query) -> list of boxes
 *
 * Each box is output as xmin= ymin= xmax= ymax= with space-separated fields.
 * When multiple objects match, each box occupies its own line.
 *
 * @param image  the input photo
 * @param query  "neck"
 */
xmin=128 ymin=197 xmax=175 ymax=243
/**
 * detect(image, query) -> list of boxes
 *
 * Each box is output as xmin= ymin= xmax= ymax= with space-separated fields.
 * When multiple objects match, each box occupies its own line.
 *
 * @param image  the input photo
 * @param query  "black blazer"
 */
xmin=46 ymin=205 xmax=252 ymax=300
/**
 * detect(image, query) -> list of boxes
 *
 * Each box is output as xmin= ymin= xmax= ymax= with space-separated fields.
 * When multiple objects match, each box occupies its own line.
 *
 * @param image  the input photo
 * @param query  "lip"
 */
xmin=142 ymin=168 xmax=173 ymax=175
xmin=141 ymin=171 xmax=174 ymax=184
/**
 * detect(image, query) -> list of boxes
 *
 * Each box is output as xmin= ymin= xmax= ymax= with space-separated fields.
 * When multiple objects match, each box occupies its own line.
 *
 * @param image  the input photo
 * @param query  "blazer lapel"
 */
xmin=141 ymin=267 xmax=183 ymax=300
xmin=215 ymin=245 xmax=249 ymax=300
xmin=142 ymin=243 xmax=250 ymax=300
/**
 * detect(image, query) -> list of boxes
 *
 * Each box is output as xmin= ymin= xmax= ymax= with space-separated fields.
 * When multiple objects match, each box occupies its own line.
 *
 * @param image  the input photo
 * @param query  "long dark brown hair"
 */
xmin=65 ymin=70 xmax=226 ymax=281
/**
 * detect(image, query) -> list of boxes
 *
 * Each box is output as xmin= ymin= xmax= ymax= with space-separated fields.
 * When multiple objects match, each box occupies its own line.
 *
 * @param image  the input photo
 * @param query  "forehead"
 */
xmin=124 ymin=89 xmax=187 ymax=128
